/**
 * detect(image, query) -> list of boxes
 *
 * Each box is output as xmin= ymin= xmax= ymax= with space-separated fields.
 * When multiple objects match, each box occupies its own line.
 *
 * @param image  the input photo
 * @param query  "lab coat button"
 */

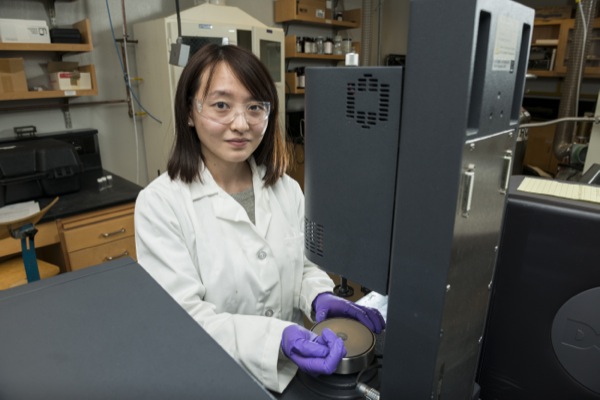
xmin=265 ymin=309 xmax=274 ymax=317
xmin=257 ymin=250 xmax=267 ymax=260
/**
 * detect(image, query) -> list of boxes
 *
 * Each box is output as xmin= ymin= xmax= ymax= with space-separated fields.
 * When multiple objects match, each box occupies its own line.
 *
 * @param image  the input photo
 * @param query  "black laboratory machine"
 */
xmin=298 ymin=0 xmax=533 ymax=398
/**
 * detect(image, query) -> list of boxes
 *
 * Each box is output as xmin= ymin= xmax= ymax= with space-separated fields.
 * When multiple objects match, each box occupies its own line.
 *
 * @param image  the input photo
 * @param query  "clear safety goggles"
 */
xmin=195 ymin=99 xmax=270 ymax=126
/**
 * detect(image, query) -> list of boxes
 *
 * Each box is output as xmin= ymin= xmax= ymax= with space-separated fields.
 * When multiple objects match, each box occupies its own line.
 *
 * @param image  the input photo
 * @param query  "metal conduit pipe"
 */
xmin=376 ymin=0 xmax=383 ymax=65
xmin=553 ymin=0 xmax=598 ymax=161
xmin=360 ymin=0 xmax=373 ymax=66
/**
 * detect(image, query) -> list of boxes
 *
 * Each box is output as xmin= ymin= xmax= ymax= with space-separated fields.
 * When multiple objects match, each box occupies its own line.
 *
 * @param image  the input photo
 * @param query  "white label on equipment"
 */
xmin=493 ymin=15 xmax=519 ymax=72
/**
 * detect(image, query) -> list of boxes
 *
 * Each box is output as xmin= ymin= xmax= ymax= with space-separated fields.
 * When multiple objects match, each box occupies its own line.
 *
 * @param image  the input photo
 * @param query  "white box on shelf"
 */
xmin=0 ymin=19 xmax=50 ymax=44
xmin=49 ymin=71 xmax=92 ymax=91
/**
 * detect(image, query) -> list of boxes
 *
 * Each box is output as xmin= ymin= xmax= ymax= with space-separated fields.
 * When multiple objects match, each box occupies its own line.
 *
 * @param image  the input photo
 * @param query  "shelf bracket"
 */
xmin=61 ymin=98 xmax=72 ymax=129
xmin=46 ymin=0 xmax=57 ymax=28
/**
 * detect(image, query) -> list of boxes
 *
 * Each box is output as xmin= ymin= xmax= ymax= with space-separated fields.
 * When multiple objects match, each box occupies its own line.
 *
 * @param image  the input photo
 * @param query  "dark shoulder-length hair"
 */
xmin=167 ymin=44 xmax=288 ymax=186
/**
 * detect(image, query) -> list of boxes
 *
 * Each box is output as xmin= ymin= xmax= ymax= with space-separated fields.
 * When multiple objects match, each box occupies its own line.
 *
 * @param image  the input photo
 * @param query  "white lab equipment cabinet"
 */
xmin=134 ymin=4 xmax=285 ymax=180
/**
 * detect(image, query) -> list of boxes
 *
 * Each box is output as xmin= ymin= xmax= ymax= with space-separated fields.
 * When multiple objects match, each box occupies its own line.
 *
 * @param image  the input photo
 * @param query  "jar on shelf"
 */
xmin=324 ymin=37 xmax=333 ymax=55
xmin=296 ymin=67 xmax=305 ymax=89
xmin=315 ymin=36 xmax=324 ymax=54
xmin=342 ymin=38 xmax=353 ymax=54
xmin=304 ymin=37 xmax=314 ymax=54
xmin=296 ymin=36 xmax=303 ymax=53
xmin=333 ymin=35 xmax=343 ymax=55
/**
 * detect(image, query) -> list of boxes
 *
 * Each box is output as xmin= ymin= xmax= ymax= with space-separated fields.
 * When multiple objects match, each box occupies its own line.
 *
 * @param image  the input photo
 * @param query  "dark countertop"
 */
xmin=39 ymin=169 xmax=142 ymax=223
xmin=0 ymin=258 xmax=275 ymax=400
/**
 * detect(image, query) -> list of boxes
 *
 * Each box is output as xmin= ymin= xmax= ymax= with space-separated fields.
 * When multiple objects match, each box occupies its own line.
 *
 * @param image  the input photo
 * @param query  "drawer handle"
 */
xmin=105 ymin=250 xmax=129 ymax=261
xmin=101 ymin=228 xmax=126 ymax=238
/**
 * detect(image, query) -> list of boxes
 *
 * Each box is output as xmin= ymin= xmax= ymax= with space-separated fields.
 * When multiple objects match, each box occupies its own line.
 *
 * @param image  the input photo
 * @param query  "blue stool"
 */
xmin=0 ymin=197 xmax=59 ymax=286
xmin=10 ymin=223 xmax=41 ymax=283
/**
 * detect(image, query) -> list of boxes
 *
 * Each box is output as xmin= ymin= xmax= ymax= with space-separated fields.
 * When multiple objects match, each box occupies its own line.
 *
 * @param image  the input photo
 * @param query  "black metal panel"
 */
xmin=304 ymin=67 xmax=403 ymax=295
xmin=300 ymin=1 xmax=533 ymax=398
xmin=383 ymin=0 xmax=534 ymax=398
xmin=478 ymin=176 xmax=600 ymax=400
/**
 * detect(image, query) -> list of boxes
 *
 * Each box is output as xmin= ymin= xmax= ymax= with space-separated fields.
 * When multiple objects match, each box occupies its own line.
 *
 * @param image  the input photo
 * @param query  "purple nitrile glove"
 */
xmin=313 ymin=292 xmax=386 ymax=334
xmin=281 ymin=324 xmax=346 ymax=375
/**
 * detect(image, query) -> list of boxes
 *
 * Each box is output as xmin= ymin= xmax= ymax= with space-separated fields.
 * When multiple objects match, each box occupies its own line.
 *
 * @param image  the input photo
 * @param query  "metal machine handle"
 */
xmin=101 ymin=228 xmax=126 ymax=238
xmin=104 ymin=250 xmax=129 ymax=261
xmin=501 ymin=150 xmax=513 ymax=194
xmin=462 ymin=164 xmax=475 ymax=217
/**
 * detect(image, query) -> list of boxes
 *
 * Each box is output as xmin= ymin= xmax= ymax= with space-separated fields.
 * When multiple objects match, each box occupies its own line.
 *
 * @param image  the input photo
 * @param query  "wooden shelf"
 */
xmin=0 ymin=19 xmax=97 ymax=102
xmin=0 ymin=65 xmax=98 ymax=101
xmin=286 ymin=52 xmax=346 ymax=60
xmin=0 ymin=20 xmax=93 ymax=53
xmin=285 ymin=72 xmax=305 ymax=94
xmin=0 ymin=89 xmax=97 ymax=101
xmin=276 ymin=1 xmax=361 ymax=96
xmin=531 ymin=42 xmax=558 ymax=47
xmin=528 ymin=70 xmax=600 ymax=79
xmin=527 ymin=70 xmax=562 ymax=78
xmin=279 ymin=16 xmax=359 ymax=29
xmin=275 ymin=0 xmax=361 ymax=29
xmin=0 ymin=42 xmax=92 ymax=52
xmin=528 ymin=17 xmax=600 ymax=78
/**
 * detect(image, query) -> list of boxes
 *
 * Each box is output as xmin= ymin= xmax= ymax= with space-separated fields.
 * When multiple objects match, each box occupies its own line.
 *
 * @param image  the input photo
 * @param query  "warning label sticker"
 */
xmin=493 ymin=15 xmax=520 ymax=72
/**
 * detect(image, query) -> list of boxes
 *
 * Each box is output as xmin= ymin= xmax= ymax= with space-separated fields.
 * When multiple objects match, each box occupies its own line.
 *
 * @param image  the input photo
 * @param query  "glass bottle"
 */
xmin=333 ymin=35 xmax=343 ymax=55
xmin=296 ymin=67 xmax=305 ymax=89
xmin=324 ymin=37 xmax=333 ymax=55
xmin=304 ymin=37 xmax=314 ymax=54
xmin=342 ymin=38 xmax=353 ymax=54
xmin=315 ymin=36 xmax=324 ymax=54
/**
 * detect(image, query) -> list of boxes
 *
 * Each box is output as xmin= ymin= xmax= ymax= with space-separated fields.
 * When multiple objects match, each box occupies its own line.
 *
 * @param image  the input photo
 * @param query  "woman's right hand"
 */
xmin=281 ymin=325 xmax=346 ymax=375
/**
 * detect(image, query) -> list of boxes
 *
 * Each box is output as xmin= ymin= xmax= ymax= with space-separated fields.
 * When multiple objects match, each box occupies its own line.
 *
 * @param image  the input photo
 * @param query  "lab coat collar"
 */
xmin=188 ymin=158 xmax=272 ymax=236
xmin=249 ymin=158 xmax=272 ymax=237
xmin=188 ymin=158 xmax=265 ymax=199
xmin=188 ymin=163 xmax=220 ymax=201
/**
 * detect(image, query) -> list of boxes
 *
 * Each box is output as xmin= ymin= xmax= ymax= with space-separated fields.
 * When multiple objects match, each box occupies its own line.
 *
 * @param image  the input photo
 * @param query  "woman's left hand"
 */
xmin=313 ymin=292 xmax=386 ymax=334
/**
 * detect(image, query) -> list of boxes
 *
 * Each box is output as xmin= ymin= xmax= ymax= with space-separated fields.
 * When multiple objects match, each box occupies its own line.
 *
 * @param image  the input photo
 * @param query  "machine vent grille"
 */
xmin=305 ymin=218 xmax=325 ymax=257
xmin=346 ymin=73 xmax=391 ymax=129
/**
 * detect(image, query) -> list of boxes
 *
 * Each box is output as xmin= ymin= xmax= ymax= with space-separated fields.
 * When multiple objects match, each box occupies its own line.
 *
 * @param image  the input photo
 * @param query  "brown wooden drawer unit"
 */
xmin=68 ymin=236 xmax=136 ymax=271
xmin=57 ymin=203 xmax=136 ymax=271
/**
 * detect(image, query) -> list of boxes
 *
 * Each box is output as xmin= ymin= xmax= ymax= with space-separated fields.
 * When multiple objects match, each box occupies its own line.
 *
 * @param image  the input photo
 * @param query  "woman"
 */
xmin=134 ymin=44 xmax=384 ymax=393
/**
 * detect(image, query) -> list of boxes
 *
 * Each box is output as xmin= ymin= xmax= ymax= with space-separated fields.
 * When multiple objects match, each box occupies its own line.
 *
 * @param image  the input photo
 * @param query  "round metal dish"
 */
xmin=311 ymin=318 xmax=375 ymax=375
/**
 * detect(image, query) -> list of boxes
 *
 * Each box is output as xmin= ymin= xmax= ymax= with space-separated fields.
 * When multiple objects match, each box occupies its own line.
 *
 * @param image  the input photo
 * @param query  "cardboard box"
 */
xmin=0 ymin=18 xmax=50 ymax=44
xmin=0 ymin=58 xmax=27 ymax=94
xmin=298 ymin=0 xmax=327 ymax=19
xmin=47 ymin=61 xmax=92 ymax=91
xmin=275 ymin=0 xmax=334 ymax=23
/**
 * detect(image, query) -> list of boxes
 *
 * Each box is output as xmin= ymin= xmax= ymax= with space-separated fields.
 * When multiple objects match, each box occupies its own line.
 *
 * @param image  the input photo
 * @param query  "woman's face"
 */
xmin=190 ymin=62 xmax=268 ymax=169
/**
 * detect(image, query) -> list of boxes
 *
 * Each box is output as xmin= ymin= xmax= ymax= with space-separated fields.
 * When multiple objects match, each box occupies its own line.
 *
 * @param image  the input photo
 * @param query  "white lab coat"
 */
xmin=134 ymin=158 xmax=334 ymax=393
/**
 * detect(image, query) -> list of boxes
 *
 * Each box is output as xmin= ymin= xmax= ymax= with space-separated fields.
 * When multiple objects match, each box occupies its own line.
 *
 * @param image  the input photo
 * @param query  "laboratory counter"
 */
xmin=0 ymin=169 xmax=143 ymax=277
xmin=38 ymin=168 xmax=142 ymax=222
